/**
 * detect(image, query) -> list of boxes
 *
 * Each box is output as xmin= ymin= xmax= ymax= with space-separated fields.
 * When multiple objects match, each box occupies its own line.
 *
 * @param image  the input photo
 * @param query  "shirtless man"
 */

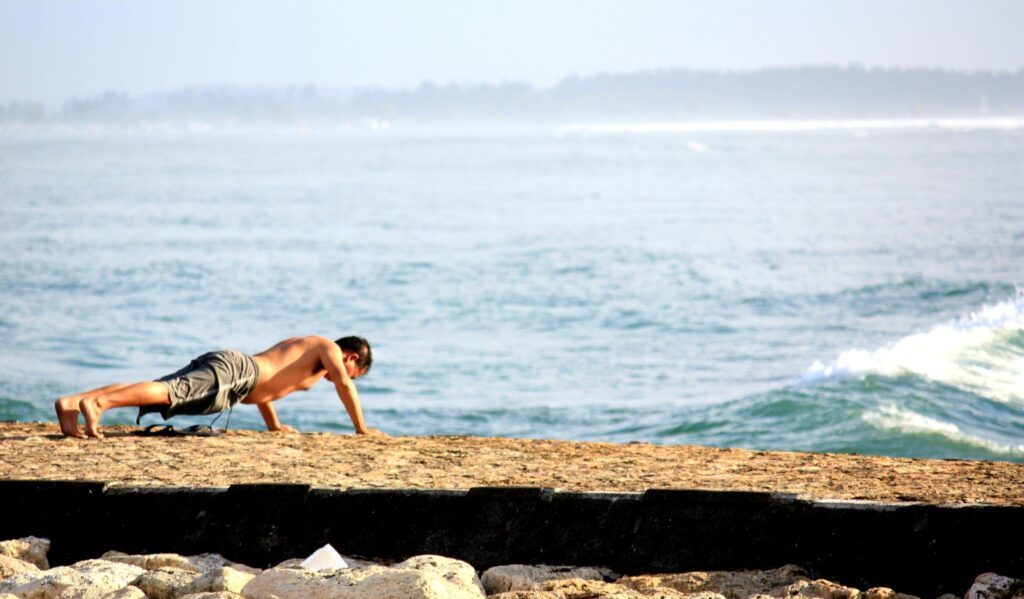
xmin=54 ymin=335 xmax=384 ymax=439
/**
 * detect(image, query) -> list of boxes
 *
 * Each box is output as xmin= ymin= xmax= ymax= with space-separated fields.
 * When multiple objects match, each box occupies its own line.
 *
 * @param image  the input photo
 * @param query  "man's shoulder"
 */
xmin=297 ymin=335 xmax=335 ymax=350
xmin=277 ymin=335 xmax=329 ymax=345
xmin=266 ymin=335 xmax=332 ymax=353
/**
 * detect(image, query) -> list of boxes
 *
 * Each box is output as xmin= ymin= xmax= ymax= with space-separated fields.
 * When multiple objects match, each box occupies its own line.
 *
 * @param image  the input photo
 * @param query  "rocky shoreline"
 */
xmin=1 ymin=536 xmax=1021 ymax=599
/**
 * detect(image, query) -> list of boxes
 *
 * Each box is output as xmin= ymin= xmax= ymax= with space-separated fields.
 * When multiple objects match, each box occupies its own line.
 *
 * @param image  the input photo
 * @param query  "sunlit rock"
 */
xmin=0 ymin=559 xmax=144 ymax=599
xmin=0 ymin=555 xmax=39 ymax=582
xmin=131 ymin=566 xmax=200 ymax=599
xmin=481 ymin=564 xmax=609 ymax=594
xmin=966 ymin=573 xmax=1024 ymax=599
xmin=0 ymin=537 xmax=50 ymax=570
xmin=180 ymin=567 xmax=256 ymax=595
xmin=101 ymin=552 xmax=260 ymax=576
xmin=242 ymin=554 xmax=484 ymax=599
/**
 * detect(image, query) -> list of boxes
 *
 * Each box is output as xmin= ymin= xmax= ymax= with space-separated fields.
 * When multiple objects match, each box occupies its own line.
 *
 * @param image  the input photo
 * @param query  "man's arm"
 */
xmin=317 ymin=339 xmax=380 ymax=435
xmin=257 ymin=401 xmax=296 ymax=433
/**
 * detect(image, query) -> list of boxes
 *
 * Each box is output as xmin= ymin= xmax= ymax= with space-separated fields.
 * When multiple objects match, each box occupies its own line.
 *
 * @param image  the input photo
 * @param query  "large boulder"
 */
xmin=101 ymin=552 xmax=259 ymax=576
xmin=241 ymin=554 xmax=484 ymax=599
xmin=130 ymin=566 xmax=200 ymax=599
xmin=238 ymin=567 xmax=341 ymax=599
xmin=179 ymin=567 xmax=256 ymax=595
xmin=396 ymin=555 xmax=485 ymax=595
xmin=481 ymin=565 xmax=608 ymax=594
xmin=620 ymin=565 xmax=809 ymax=597
xmin=0 ymin=558 xmax=145 ymax=599
xmin=489 ymin=577 xmax=701 ymax=598
xmin=346 ymin=567 xmax=482 ymax=598
xmin=484 ymin=565 xmax=917 ymax=599
xmin=775 ymin=578 xmax=863 ymax=599
xmin=0 ymin=556 xmax=40 ymax=581
xmin=0 ymin=538 xmax=50 ymax=570
xmin=784 ymin=580 xmax=916 ymax=599
xmin=966 ymin=573 xmax=1024 ymax=599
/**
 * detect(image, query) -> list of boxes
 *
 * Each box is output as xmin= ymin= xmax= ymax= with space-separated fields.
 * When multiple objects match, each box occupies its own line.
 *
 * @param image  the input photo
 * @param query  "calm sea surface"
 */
xmin=1 ymin=121 xmax=1022 ymax=461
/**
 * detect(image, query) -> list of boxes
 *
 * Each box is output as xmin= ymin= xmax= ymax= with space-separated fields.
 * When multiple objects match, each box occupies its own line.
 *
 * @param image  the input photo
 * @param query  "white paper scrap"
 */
xmin=300 ymin=543 xmax=349 ymax=571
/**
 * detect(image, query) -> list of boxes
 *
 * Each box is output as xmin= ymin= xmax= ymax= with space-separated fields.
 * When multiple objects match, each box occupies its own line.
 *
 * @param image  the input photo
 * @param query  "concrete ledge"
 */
xmin=1 ymin=479 xmax=1021 ymax=596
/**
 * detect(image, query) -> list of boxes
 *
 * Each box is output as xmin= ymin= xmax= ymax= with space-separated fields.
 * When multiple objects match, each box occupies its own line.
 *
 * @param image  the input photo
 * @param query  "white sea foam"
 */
xmin=802 ymin=293 xmax=1024 ymax=404
xmin=558 ymin=117 xmax=1024 ymax=135
xmin=862 ymin=404 xmax=1024 ymax=455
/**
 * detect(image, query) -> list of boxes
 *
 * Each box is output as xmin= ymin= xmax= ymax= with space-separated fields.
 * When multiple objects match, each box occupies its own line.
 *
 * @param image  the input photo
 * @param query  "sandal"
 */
xmin=133 ymin=424 xmax=223 ymax=437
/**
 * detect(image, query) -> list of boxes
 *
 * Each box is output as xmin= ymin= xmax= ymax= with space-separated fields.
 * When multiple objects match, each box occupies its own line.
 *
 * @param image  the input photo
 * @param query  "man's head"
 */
xmin=335 ymin=336 xmax=373 ymax=378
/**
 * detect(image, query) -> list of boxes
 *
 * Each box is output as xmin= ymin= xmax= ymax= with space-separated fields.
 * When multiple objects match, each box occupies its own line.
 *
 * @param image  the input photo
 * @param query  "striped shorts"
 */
xmin=137 ymin=349 xmax=260 ymax=423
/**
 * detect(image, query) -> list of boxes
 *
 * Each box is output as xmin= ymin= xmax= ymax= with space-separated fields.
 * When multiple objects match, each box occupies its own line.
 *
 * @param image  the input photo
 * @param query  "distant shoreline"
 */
xmin=3 ymin=114 xmax=1024 ymax=136
xmin=4 ymin=66 xmax=1023 ymax=123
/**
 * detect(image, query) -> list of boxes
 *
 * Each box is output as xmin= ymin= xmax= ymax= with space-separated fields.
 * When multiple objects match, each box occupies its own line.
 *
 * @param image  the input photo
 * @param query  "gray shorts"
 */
xmin=137 ymin=349 xmax=260 ymax=423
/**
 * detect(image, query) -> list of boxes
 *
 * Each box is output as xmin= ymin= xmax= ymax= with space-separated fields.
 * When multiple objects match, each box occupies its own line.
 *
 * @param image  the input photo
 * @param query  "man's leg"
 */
xmin=56 ymin=383 xmax=133 ymax=437
xmin=80 ymin=382 xmax=170 ymax=439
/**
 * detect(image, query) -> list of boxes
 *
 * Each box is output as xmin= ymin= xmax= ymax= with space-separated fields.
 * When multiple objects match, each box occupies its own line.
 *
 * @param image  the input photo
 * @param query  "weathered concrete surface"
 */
xmin=3 ymin=422 xmax=1024 ymax=504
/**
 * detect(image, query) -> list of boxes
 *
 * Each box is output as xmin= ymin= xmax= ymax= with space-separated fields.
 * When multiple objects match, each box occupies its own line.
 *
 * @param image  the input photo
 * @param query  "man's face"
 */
xmin=343 ymin=353 xmax=366 ymax=380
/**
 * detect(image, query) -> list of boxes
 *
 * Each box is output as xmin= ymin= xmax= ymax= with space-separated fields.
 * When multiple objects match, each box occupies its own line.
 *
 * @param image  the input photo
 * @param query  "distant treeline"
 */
xmin=4 ymin=67 xmax=1024 ymax=123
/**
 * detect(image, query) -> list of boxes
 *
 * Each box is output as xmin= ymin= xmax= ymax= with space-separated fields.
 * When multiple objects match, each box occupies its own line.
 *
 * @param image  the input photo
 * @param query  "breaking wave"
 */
xmin=802 ymin=292 xmax=1024 ymax=404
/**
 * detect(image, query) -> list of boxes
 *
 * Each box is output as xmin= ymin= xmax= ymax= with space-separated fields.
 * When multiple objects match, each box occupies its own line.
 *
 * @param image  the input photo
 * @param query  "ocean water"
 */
xmin=1 ymin=120 xmax=1022 ymax=462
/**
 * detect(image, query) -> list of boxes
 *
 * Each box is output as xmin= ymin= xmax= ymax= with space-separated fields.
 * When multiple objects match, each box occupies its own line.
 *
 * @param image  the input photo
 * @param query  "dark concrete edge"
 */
xmin=4 ymin=478 xmax=1023 ymax=596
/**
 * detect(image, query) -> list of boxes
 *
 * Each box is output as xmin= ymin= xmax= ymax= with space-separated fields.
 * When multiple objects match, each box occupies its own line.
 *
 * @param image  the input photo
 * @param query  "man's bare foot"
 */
xmin=54 ymin=396 xmax=86 ymax=438
xmin=79 ymin=397 xmax=104 ymax=439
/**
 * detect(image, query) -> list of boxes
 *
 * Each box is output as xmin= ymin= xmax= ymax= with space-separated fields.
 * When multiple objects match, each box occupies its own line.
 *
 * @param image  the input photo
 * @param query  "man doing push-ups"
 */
xmin=54 ymin=335 xmax=384 ymax=439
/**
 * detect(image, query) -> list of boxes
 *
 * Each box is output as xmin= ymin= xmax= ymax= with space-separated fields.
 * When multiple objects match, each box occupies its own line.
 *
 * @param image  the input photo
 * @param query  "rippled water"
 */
xmin=1 ymin=122 xmax=1022 ymax=461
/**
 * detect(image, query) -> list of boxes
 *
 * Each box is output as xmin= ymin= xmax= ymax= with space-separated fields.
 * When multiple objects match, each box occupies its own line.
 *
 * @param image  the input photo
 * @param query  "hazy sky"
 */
xmin=2 ymin=0 xmax=1023 ymax=105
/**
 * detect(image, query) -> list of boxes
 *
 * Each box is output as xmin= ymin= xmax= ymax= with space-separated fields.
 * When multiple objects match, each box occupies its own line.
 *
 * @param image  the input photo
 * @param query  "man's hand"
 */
xmin=357 ymin=427 xmax=388 ymax=437
xmin=258 ymin=402 xmax=298 ymax=433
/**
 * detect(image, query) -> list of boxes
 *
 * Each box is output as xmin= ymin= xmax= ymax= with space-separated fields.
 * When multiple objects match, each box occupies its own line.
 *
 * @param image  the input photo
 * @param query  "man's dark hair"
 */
xmin=335 ymin=336 xmax=373 ymax=374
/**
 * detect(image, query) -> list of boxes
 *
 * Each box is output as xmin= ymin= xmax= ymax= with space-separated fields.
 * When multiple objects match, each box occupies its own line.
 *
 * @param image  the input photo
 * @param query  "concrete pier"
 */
xmin=3 ymin=423 xmax=1023 ymax=596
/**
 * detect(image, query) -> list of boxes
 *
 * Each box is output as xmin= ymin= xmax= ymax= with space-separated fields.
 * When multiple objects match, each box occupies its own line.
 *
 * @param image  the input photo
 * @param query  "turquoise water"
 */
xmin=1 ymin=122 xmax=1022 ymax=461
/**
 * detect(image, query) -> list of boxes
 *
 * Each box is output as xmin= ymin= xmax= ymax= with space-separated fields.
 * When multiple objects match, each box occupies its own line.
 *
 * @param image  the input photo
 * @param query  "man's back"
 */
xmin=247 ymin=336 xmax=331 ymax=405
